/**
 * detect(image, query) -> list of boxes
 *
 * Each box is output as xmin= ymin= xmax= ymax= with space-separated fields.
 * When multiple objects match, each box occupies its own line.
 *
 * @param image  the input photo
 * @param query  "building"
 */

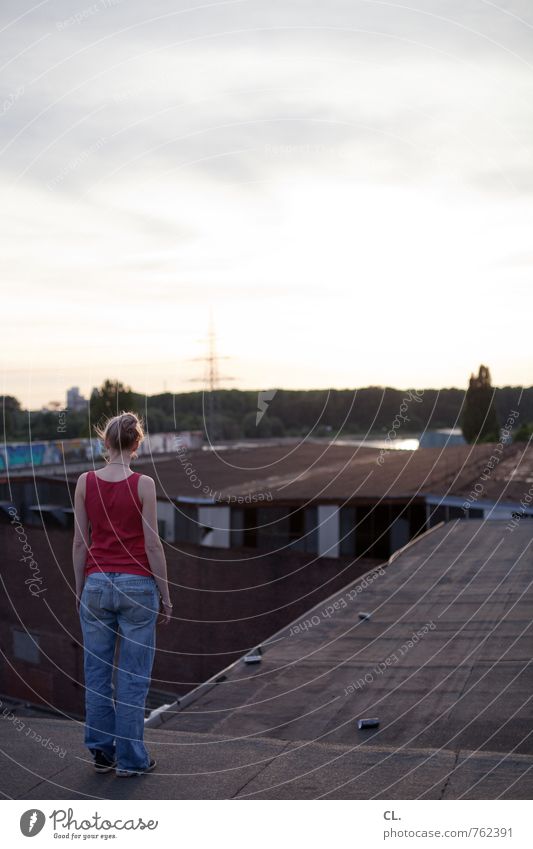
xmin=65 ymin=387 xmax=87 ymax=412
xmin=147 ymin=440 xmax=533 ymax=559
xmin=419 ymin=428 xmax=466 ymax=448
xmin=4 ymin=439 xmax=533 ymax=556
xmin=0 ymin=521 xmax=380 ymax=718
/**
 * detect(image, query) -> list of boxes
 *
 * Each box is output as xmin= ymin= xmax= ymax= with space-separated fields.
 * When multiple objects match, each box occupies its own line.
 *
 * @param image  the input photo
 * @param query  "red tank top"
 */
xmin=84 ymin=470 xmax=152 ymax=576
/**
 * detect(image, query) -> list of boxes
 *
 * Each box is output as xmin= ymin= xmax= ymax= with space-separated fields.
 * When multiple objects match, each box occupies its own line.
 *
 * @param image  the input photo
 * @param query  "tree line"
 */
xmin=2 ymin=369 xmax=533 ymax=444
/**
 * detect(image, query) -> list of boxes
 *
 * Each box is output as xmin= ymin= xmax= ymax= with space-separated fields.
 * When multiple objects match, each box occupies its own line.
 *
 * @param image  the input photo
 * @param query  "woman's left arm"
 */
xmin=72 ymin=473 xmax=89 ymax=612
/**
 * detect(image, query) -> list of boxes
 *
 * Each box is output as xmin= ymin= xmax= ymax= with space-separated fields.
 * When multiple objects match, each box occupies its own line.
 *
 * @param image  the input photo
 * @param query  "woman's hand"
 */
xmin=75 ymin=585 xmax=84 ymax=614
xmin=157 ymin=599 xmax=172 ymax=625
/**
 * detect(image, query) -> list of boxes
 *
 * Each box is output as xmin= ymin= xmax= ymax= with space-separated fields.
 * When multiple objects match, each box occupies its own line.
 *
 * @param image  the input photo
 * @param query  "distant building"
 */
xmin=66 ymin=386 xmax=87 ymax=412
xmin=174 ymin=430 xmax=204 ymax=451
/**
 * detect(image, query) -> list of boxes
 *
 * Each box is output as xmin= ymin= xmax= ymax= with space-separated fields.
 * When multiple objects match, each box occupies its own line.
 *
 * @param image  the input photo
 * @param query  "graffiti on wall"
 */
xmin=0 ymin=439 xmax=101 ymax=471
xmin=0 ymin=431 xmax=203 ymax=471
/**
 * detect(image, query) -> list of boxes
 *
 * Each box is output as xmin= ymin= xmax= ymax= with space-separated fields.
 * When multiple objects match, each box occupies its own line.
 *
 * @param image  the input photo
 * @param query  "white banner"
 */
xmin=2 ymin=800 xmax=531 ymax=848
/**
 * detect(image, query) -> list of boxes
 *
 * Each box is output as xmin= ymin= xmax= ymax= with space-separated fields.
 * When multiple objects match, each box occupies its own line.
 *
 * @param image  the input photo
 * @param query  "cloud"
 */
xmin=2 ymin=0 xmax=533 ymax=404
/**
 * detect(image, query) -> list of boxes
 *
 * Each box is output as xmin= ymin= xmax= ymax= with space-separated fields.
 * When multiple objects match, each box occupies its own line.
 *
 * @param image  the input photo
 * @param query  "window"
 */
xmin=12 ymin=629 xmax=40 ymax=664
xmin=339 ymin=507 xmax=356 ymax=556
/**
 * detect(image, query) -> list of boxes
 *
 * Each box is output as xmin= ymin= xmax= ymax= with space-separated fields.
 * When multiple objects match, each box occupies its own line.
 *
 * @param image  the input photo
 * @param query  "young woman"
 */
xmin=72 ymin=411 xmax=172 ymax=777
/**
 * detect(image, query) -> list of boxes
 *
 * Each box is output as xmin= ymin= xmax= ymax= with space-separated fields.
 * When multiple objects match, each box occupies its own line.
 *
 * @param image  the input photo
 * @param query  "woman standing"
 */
xmin=72 ymin=412 xmax=172 ymax=777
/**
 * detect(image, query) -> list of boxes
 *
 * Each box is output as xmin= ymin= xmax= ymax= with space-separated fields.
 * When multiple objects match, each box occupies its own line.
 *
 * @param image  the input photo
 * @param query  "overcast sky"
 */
xmin=1 ymin=0 xmax=532 ymax=408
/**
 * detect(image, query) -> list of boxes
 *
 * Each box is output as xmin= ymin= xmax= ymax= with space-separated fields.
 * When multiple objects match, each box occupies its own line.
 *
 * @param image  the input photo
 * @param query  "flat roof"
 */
xmin=31 ymin=439 xmax=533 ymax=507
xmin=156 ymin=518 xmax=533 ymax=798
xmin=148 ymin=441 xmax=533 ymax=506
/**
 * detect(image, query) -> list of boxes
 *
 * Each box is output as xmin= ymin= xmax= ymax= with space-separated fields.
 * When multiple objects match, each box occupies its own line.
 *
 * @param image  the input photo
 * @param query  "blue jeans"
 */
xmin=79 ymin=572 xmax=159 ymax=771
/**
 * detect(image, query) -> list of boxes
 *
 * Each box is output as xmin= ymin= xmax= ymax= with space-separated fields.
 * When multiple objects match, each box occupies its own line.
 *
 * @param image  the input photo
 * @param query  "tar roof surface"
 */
xmin=157 ymin=519 xmax=533 ymax=797
xmin=140 ymin=440 xmax=532 ymax=505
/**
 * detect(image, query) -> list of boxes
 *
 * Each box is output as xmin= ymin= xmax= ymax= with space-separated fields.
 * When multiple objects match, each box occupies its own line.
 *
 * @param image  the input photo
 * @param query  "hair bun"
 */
xmin=94 ymin=410 xmax=144 ymax=453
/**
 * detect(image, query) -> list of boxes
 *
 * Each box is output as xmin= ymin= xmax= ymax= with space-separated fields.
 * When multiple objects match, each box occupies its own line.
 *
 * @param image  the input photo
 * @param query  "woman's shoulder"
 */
xmin=137 ymin=473 xmax=155 ymax=485
xmin=76 ymin=470 xmax=90 ymax=493
xmin=137 ymin=473 xmax=156 ymax=495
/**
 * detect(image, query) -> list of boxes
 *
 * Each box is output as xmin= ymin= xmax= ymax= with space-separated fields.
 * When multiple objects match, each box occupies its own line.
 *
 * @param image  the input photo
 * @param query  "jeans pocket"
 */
xmin=120 ymin=588 xmax=158 ymax=624
xmin=80 ymin=586 xmax=103 ymax=620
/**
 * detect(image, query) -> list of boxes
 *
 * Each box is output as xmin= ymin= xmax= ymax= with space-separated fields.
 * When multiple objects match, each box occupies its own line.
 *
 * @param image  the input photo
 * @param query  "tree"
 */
xmin=461 ymin=365 xmax=500 ymax=444
xmin=1 ymin=395 xmax=23 ymax=440
xmin=243 ymin=411 xmax=285 ymax=438
xmin=89 ymin=379 xmax=136 ymax=430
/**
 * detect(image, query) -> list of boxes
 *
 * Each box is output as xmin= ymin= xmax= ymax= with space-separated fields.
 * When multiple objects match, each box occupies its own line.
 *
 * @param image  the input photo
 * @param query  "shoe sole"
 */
xmin=116 ymin=761 xmax=156 ymax=777
xmin=94 ymin=764 xmax=116 ymax=773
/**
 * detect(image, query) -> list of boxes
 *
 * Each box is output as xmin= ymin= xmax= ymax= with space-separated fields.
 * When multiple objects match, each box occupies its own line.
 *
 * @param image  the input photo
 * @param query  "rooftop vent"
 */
xmin=358 ymin=717 xmax=380 ymax=730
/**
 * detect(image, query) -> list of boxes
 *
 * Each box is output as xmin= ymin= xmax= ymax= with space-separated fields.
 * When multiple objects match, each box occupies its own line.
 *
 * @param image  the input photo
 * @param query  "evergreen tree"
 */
xmin=461 ymin=365 xmax=500 ymax=443
xmin=89 ymin=379 xmax=136 ymax=429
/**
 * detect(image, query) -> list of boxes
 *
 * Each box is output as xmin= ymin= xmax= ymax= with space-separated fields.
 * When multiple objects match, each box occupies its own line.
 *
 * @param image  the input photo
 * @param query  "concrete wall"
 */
xmin=426 ymin=496 xmax=533 ymax=523
xmin=0 ymin=431 xmax=202 ymax=471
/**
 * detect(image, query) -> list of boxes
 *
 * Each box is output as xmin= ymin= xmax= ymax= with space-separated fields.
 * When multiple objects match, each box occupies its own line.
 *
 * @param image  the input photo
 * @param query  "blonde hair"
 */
xmin=94 ymin=411 xmax=145 ymax=460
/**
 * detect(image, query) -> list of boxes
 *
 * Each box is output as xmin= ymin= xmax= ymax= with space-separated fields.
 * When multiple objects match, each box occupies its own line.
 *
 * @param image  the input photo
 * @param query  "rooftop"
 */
xmin=19 ymin=438 xmax=533 ymax=507
xmin=138 ymin=441 xmax=533 ymax=504
xmin=2 ymin=518 xmax=531 ymax=799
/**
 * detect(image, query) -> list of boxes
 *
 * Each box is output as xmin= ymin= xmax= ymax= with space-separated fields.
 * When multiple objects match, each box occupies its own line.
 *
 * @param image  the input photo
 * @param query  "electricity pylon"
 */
xmin=188 ymin=313 xmax=235 ymax=444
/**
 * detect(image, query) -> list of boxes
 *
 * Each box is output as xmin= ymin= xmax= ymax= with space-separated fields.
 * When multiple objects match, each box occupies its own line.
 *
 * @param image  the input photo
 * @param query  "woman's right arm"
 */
xmin=139 ymin=475 xmax=172 ymax=624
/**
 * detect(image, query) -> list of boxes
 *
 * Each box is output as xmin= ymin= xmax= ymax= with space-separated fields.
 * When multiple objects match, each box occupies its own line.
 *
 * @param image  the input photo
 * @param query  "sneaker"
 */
xmin=116 ymin=758 xmax=157 ymax=777
xmin=92 ymin=749 xmax=116 ymax=773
